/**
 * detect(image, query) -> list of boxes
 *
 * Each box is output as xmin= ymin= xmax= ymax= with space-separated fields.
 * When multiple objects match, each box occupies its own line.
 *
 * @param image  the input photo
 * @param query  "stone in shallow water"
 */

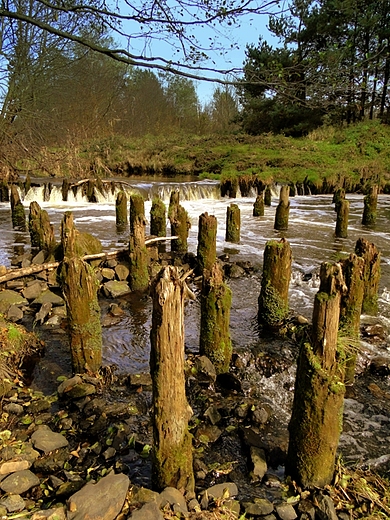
xmin=31 ymin=426 xmax=69 ymax=453
xmin=103 ymin=280 xmax=131 ymax=298
xmin=0 ymin=469 xmax=40 ymax=494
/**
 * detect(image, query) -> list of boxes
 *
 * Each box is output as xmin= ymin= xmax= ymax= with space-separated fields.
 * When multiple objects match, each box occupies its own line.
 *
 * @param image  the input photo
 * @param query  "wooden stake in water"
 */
xmin=115 ymin=191 xmax=128 ymax=228
xmin=355 ymin=237 xmax=381 ymax=315
xmin=362 ymin=185 xmax=378 ymax=226
xmin=129 ymin=194 xmax=149 ymax=291
xmin=168 ymin=191 xmax=191 ymax=253
xmin=10 ymin=184 xmax=26 ymax=230
xmin=253 ymin=192 xmax=265 ymax=217
xmin=225 ymin=203 xmax=240 ymax=243
xmin=335 ymin=198 xmax=349 ymax=238
xmin=28 ymin=201 xmax=56 ymax=253
xmin=274 ymin=185 xmax=290 ymax=231
xmin=197 ymin=212 xmax=217 ymax=273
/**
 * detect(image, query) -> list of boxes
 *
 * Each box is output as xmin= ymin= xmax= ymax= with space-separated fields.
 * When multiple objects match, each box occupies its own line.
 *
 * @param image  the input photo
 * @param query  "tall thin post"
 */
xmin=335 ymin=199 xmax=349 ymax=238
xmin=116 ymin=191 xmax=128 ymax=228
xmin=362 ymin=185 xmax=378 ymax=226
xmin=197 ymin=213 xmax=217 ymax=273
xmin=253 ymin=193 xmax=265 ymax=217
xmin=355 ymin=238 xmax=381 ymax=315
xmin=274 ymin=185 xmax=290 ymax=231
xmin=10 ymin=185 xmax=26 ymax=230
xmin=225 ymin=203 xmax=240 ymax=243
xmin=168 ymin=191 xmax=191 ymax=253
xmin=129 ymin=194 xmax=149 ymax=291
xmin=28 ymin=201 xmax=56 ymax=253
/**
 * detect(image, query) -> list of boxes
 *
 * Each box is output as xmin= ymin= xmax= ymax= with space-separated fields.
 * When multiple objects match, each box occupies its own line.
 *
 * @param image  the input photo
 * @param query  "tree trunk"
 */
xmin=258 ymin=238 xmax=292 ymax=328
xmin=115 ymin=191 xmax=128 ymax=228
xmin=200 ymin=262 xmax=232 ymax=374
xmin=129 ymin=194 xmax=149 ymax=291
xmin=10 ymin=184 xmax=26 ymax=230
xmin=59 ymin=212 xmax=102 ymax=374
xmin=274 ymin=185 xmax=290 ymax=231
xmin=286 ymin=262 xmax=346 ymax=488
xmin=197 ymin=212 xmax=217 ymax=273
xmin=362 ymin=185 xmax=378 ymax=226
xmin=150 ymin=266 xmax=194 ymax=492
xmin=168 ymin=191 xmax=191 ymax=253
xmin=335 ymin=199 xmax=349 ymax=238
xmin=264 ymin=186 xmax=272 ymax=206
xmin=28 ymin=201 xmax=56 ymax=252
xmin=253 ymin=193 xmax=265 ymax=217
xmin=355 ymin=238 xmax=381 ymax=315
xmin=225 ymin=203 xmax=240 ymax=243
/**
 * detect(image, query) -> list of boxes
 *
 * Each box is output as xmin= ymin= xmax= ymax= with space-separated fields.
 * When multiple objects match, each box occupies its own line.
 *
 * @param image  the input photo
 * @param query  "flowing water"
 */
xmin=1 ymin=178 xmax=390 ymax=469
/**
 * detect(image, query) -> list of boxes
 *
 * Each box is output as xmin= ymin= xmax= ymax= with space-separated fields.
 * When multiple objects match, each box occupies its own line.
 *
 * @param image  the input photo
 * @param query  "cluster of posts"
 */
xmin=4 ymin=181 xmax=383 ymax=494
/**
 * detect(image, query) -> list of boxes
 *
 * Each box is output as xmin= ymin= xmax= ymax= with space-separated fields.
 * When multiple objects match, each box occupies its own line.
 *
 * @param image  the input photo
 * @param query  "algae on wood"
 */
xmin=258 ymin=238 xmax=292 ymax=328
xmin=10 ymin=184 xmax=26 ymax=230
xmin=274 ymin=185 xmax=290 ymax=231
xmin=286 ymin=262 xmax=346 ymax=488
xmin=355 ymin=238 xmax=381 ymax=315
xmin=197 ymin=213 xmax=217 ymax=273
xmin=28 ymin=201 xmax=56 ymax=253
xmin=129 ymin=194 xmax=149 ymax=291
xmin=150 ymin=197 xmax=167 ymax=238
xmin=168 ymin=191 xmax=191 ymax=253
xmin=264 ymin=186 xmax=272 ymax=206
xmin=150 ymin=266 xmax=194 ymax=492
xmin=253 ymin=193 xmax=265 ymax=217
xmin=362 ymin=185 xmax=378 ymax=226
xmin=200 ymin=262 xmax=232 ymax=374
xmin=59 ymin=212 xmax=102 ymax=374
xmin=335 ymin=198 xmax=349 ymax=238
xmin=115 ymin=191 xmax=128 ymax=228
xmin=225 ymin=203 xmax=240 ymax=243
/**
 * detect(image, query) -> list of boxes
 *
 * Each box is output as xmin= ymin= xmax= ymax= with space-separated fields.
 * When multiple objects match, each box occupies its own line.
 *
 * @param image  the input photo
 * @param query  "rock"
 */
xmin=28 ymin=399 xmax=51 ymax=414
xmin=0 ymin=459 xmax=30 ymax=475
xmin=34 ymin=302 xmax=53 ymax=325
xmin=65 ymin=383 xmax=96 ymax=399
xmin=31 ymin=426 xmax=69 ymax=453
xmin=128 ymin=373 xmax=152 ymax=388
xmin=3 ymin=402 xmax=24 ymax=415
xmin=158 ymin=487 xmax=188 ymax=514
xmin=52 ymin=306 xmax=67 ymax=317
xmin=195 ymin=424 xmax=222 ymax=444
xmin=22 ymin=280 xmax=49 ymax=301
xmin=109 ymin=303 xmax=124 ymax=317
xmin=362 ymin=323 xmax=386 ymax=339
xmin=46 ymin=315 xmax=63 ymax=326
xmin=0 ymin=493 xmax=25 ymax=513
xmin=57 ymin=375 xmax=83 ymax=396
xmin=32 ymin=290 xmax=64 ymax=307
xmin=103 ymin=447 xmax=116 ymax=460
xmin=32 ymin=250 xmax=46 ymax=264
xmin=369 ymin=356 xmax=390 ymax=376
xmin=0 ymin=265 xmax=7 ymax=276
xmin=243 ymin=498 xmax=274 ymax=516
xmin=250 ymin=446 xmax=267 ymax=481
xmin=33 ymin=447 xmax=70 ymax=474
xmin=0 ymin=469 xmax=40 ymax=494
xmin=130 ymin=501 xmax=164 ymax=519
xmin=314 ymin=492 xmax=338 ymax=520
xmin=203 ymin=482 xmax=238 ymax=500
xmin=204 ymin=405 xmax=221 ymax=425
xmin=276 ymin=502 xmax=298 ymax=520
xmin=31 ymin=506 xmax=67 ymax=520
xmin=225 ymin=263 xmax=245 ymax=278
xmin=298 ymin=499 xmax=316 ymax=520
xmin=193 ymin=356 xmax=217 ymax=384
xmin=0 ymin=289 xmax=28 ymax=313
xmin=7 ymin=304 xmax=24 ymax=322
xmin=297 ymin=315 xmax=309 ymax=325
xmin=103 ymin=280 xmax=131 ymax=298
xmin=115 ymin=263 xmax=130 ymax=281
xmin=67 ymin=472 xmax=129 ymax=520
xmin=101 ymin=268 xmax=115 ymax=280
xmin=130 ymin=487 xmax=160 ymax=506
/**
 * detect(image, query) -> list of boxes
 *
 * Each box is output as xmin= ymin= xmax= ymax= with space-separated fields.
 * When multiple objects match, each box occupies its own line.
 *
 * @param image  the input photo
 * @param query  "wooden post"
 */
xmin=150 ymin=266 xmax=194 ymax=492
xmin=0 ymin=180 xmax=9 ymax=202
xmin=274 ymin=185 xmax=290 ymax=231
xmin=129 ymin=194 xmax=149 ymax=291
xmin=253 ymin=193 xmax=265 ymax=217
xmin=24 ymin=172 xmax=31 ymax=195
xmin=339 ymin=254 xmax=365 ymax=384
xmin=225 ymin=203 xmax=240 ymax=243
xmin=59 ymin=212 xmax=102 ymax=374
xmin=264 ymin=186 xmax=272 ymax=206
xmin=355 ymin=238 xmax=381 ymax=315
xmin=362 ymin=185 xmax=378 ymax=226
xmin=221 ymin=177 xmax=238 ymax=198
xmin=258 ymin=238 xmax=292 ymax=328
xmin=335 ymin=198 xmax=349 ymax=238
xmin=168 ymin=191 xmax=191 ymax=253
xmin=10 ymin=184 xmax=26 ymax=230
xmin=200 ymin=262 xmax=232 ymax=374
xmin=332 ymin=187 xmax=345 ymax=211
xmin=62 ymin=179 xmax=70 ymax=202
xmin=286 ymin=262 xmax=346 ymax=488
xmin=150 ymin=197 xmax=167 ymax=237
xmin=197 ymin=213 xmax=217 ymax=273
xmin=28 ymin=201 xmax=56 ymax=253
xmin=115 ymin=191 xmax=128 ymax=228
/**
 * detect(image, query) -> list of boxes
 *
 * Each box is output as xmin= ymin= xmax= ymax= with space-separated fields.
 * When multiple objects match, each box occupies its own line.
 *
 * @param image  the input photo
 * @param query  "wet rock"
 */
xmin=204 ymin=405 xmax=221 ymax=425
xmin=102 ymin=267 xmax=115 ymax=280
xmin=194 ymin=356 xmax=217 ymax=384
xmin=224 ymin=263 xmax=245 ymax=278
xmin=243 ymin=498 xmax=274 ymax=516
xmin=203 ymin=482 xmax=238 ymax=500
xmin=31 ymin=426 xmax=69 ymax=453
xmin=314 ymin=492 xmax=338 ymax=520
xmin=3 ymin=402 xmax=24 ymax=415
xmin=362 ymin=323 xmax=386 ymax=339
xmin=28 ymin=398 xmax=51 ymax=414
xmin=130 ymin=486 xmax=160 ymax=506
xmin=32 ymin=250 xmax=46 ymax=264
xmin=34 ymin=302 xmax=53 ymax=325
xmin=103 ymin=280 xmax=131 ymax=298
xmin=250 ymin=446 xmax=267 ymax=481
xmin=130 ymin=501 xmax=164 ymax=519
xmin=298 ymin=499 xmax=315 ymax=520
xmin=32 ymin=290 xmax=64 ymax=307
xmin=0 ymin=493 xmax=25 ymax=513
xmin=52 ymin=306 xmax=67 ymax=317
xmin=158 ymin=487 xmax=188 ymax=514
xmin=22 ymin=280 xmax=49 ymax=301
xmin=129 ymin=373 xmax=152 ymax=388
xmin=0 ymin=469 xmax=40 ymax=494
xmin=276 ymin=502 xmax=297 ymax=520
xmin=251 ymin=405 xmax=271 ymax=426
xmin=195 ymin=424 xmax=222 ymax=444
xmin=0 ymin=443 xmax=40 ymax=465
xmin=109 ymin=303 xmax=125 ymax=316
xmin=7 ymin=304 xmax=24 ymax=322
xmin=67 ymin=472 xmax=129 ymax=520
xmin=217 ymin=372 xmax=243 ymax=393
xmin=296 ymin=315 xmax=309 ymax=325
xmin=56 ymin=480 xmax=85 ymax=498
xmin=33 ymin=447 xmax=70 ymax=474
xmin=0 ymin=289 xmax=28 ymax=312
xmin=0 ymin=459 xmax=30 ymax=475
xmin=115 ymin=263 xmax=130 ymax=281
xmin=46 ymin=315 xmax=63 ymax=326
xmin=369 ymin=356 xmax=390 ymax=376
xmin=58 ymin=377 xmax=96 ymax=400
xmin=31 ymin=506 xmax=66 ymax=520
xmin=103 ymin=447 xmax=116 ymax=460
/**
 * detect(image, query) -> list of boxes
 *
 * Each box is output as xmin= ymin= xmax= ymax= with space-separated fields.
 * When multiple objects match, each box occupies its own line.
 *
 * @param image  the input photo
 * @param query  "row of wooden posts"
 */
xmin=5 ymin=184 xmax=382 ymax=493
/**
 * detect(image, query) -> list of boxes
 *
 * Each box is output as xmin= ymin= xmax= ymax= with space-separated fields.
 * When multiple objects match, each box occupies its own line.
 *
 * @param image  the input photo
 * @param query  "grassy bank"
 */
xmin=17 ymin=120 xmax=390 ymax=190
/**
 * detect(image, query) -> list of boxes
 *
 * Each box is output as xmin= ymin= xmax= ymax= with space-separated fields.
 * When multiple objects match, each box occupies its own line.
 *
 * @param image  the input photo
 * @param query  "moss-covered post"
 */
xmin=335 ymin=198 xmax=349 ymax=238
xmin=168 ymin=191 xmax=191 ymax=253
xmin=150 ymin=197 xmax=167 ymax=254
xmin=332 ymin=187 xmax=345 ymax=211
xmin=150 ymin=266 xmax=194 ymax=492
xmin=115 ymin=191 xmax=128 ymax=229
xmin=129 ymin=194 xmax=149 ymax=291
xmin=258 ymin=238 xmax=292 ymax=329
xmin=28 ymin=201 xmax=56 ymax=253
xmin=362 ymin=185 xmax=378 ymax=226
xmin=200 ymin=262 xmax=232 ymax=374
xmin=225 ymin=203 xmax=240 ymax=243
xmin=24 ymin=172 xmax=31 ymax=195
xmin=339 ymin=253 xmax=365 ymax=384
xmin=274 ymin=185 xmax=290 ymax=231
xmin=264 ymin=186 xmax=272 ymax=206
xmin=253 ymin=192 xmax=265 ymax=217
xmin=62 ymin=179 xmax=70 ymax=202
xmin=286 ymin=262 xmax=347 ymax=488
xmin=59 ymin=212 xmax=102 ymax=374
xmin=10 ymin=184 xmax=26 ymax=230
xmin=197 ymin=213 xmax=217 ymax=273
xmin=355 ymin=238 xmax=381 ymax=315
xmin=0 ymin=180 xmax=9 ymax=202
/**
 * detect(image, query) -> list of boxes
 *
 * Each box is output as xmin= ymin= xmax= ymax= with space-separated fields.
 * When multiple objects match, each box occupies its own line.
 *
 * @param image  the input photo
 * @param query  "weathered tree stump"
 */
xmin=274 ymin=185 xmax=290 ymax=231
xmin=197 ymin=213 xmax=217 ymax=273
xmin=168 ymin=191 xmax=191 ymax=253
xmin=355 ymin=238 xmax=381 ymax=315
xmin=43 ymin=183 xmax=52 ymax=202
xmin=0 ymin=180 xmax=9 ymax=202
xmin=286 ymin=262 xmax=346 ymax=488
xmin=225 ymin=203 xmax=240 ymax=243
xmin=59 ymin=212 xmax=102 ymax=374
xmin=150 ymin=266 xmax=194 ymax=492
xmin=362 ymin=185 xmax=378 ymax=226
xmin=28 ymin=201 xmax=56 ymax=253
xmin=10 ymin=185 xmax=26 ymax=230
xmin=200 ymin=262 xmax=232 ymax=374
xmin=129 ymin=194 xmax=149 ymax=291
xmin=62 ymin=179 xmax=70 ymax=202
xmin=24 ymin=173 xmax=31 ymax=195
xmin=258 ymin=238 xmax=292 ymax=328
xmin=115 ymin=191 xmax=128 ymax=228
xmin=150 ymin=197 xmax=167 ymax=237
xmin=221 ymin=177 xmax=238 ymax=198
xmin=339 ymin=253 xmax=364 ymax=384
xmin=253 ymin=193 xmax=265 ymax=217
xmin=264 ymin=186 xmax=272 ymax=206
xmin=84 ymin=179 xmax=97 ymax=203
xmin=332 ymin=187 xmax=345 ymax=211
xmin=335 ymin=198 xmax=349 ymax=238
